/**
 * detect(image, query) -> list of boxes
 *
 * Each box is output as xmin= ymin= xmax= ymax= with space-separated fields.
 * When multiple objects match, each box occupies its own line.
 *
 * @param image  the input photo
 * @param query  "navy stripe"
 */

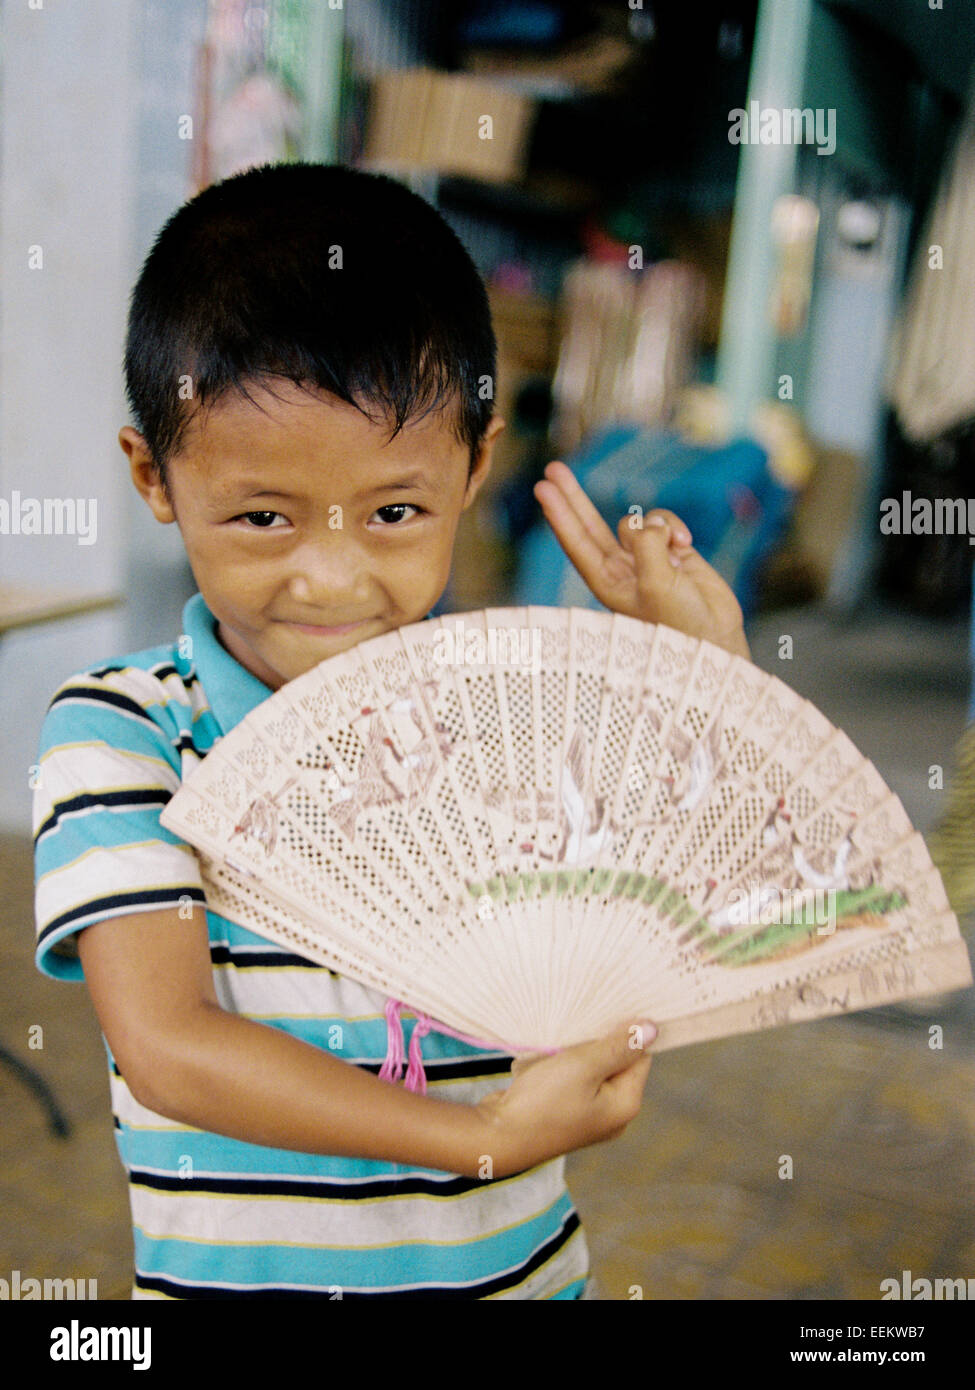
xmin=208 ymin=945 xmax=331 ymax=970
xmin=35 ymin=787 xmax=173 ymax=841
xmin=37 ymin=887 xmax=208 ymax=943
xmin=49 ymin=685 xmax=158 ymax=723
xmin=343 ymin=1055 xmax=512 ymax=1083
xmin=87 ymin=662 xmax=137 ymax=679
xmin=130 ymin=1167 xmax=498 ymax=1200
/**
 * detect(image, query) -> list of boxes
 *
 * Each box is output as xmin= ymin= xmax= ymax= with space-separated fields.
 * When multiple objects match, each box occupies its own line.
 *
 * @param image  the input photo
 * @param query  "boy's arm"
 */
xmin=534 ymin=460 xmax=750 ymax=660
xmin=78 ymin=906 xmax=654 ymax=1180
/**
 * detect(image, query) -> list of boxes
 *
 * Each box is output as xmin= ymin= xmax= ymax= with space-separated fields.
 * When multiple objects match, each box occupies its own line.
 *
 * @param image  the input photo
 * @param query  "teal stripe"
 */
xmin=38 ymin=710 xmax=179 ymax=763
xmin=117 ymin=1126 xmax=444 ymax=1180
xmin=35 ymin=812 xmax=196 ymax=873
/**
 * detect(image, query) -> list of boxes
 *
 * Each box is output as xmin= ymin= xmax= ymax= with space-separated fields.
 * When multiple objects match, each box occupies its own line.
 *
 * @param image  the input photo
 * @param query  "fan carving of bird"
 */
xmin=653 ymin=721 xmax=727 ymax=823
xmin=328 ymin=717 xmax=405 ymax=841
xmin=533 ymin=725 xmax=609 ymax=866
xmin=790 ymin=822 xmax=856 ymax=892
xmin=378 ymin=692 xmax=451 ymax=808
xmin=230 ymin=777 xmax=297 ymax=856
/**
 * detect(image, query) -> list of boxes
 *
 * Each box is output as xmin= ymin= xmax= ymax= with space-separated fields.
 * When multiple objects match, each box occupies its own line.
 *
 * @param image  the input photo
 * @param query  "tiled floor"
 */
xmin=2 ymin=600 xmax=973 ymax=1299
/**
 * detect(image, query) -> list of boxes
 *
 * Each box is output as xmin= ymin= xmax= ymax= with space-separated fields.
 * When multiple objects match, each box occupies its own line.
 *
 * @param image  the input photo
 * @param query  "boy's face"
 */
xmin=122 ymin=381 xmax=502 ymax=689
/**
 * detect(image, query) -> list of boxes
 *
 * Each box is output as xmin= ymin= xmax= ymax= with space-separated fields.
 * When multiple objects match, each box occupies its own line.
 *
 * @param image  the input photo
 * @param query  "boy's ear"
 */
xmin=462 ymin=415 xmax=505 ymax=510
xmin=119 ymin=426 xmax=177 ymax=523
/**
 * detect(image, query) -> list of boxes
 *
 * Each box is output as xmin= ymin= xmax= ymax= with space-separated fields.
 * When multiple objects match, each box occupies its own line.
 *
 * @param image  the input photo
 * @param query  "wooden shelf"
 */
xmin=0 ymin=585 xmax=121 ymax=636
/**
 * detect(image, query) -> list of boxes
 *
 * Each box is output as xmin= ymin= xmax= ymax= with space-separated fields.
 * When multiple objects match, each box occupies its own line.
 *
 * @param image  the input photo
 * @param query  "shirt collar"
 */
xmin=181 ymin=592 xmax=273 ymax=736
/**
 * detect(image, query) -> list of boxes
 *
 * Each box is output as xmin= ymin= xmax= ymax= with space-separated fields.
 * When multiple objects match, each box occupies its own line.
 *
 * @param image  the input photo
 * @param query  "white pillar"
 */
xmin=716 ymin=0 xmax=814 ymax=429
xmin=0 ymin=0 xmax=139 ymax=831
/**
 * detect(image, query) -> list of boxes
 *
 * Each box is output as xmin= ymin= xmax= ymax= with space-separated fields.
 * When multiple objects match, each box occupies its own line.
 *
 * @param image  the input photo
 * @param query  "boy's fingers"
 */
xmin=581 ymin=1021 xmax=657 ymax=1085
xmin=619 ymin=516 xmax=693 ymax=607
xmin=534 ymin=462 xmax=626 ymax=570
xmin=603 ymin=1051 xmax=654 ymax=1129
xmin=619 ymin=508 xmax=692 ymax=548
xmin=536 ymin=493 xmax=633 ymax=605
xmin=648 ymin=509 xmax=692 ymax=546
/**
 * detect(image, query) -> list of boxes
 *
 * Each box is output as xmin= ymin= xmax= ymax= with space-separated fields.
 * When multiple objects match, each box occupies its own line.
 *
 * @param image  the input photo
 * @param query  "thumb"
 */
xmin=582 ymin=1020 xmax=657 ymax=1082
xmin=618 ymin=518 xmax=687 ymax=607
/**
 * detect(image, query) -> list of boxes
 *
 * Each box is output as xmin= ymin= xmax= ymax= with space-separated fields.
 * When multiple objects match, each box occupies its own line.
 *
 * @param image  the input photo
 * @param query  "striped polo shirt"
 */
xmin=32 ymin=592 xmax=589 ymax=1299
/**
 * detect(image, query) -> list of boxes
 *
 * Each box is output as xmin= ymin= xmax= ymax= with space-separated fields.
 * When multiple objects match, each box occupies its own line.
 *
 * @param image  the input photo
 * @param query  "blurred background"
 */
xmin=2 ymin=0 xmax=974 ymax=1300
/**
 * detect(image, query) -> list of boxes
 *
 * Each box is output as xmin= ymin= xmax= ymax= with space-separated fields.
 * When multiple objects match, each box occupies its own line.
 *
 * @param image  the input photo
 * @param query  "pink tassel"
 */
xmin=378 ymin=998 xmax=406 ymax=1084
xmin=380 ymin=997 xmax=559 ymax=1094
xmin=404 ymin=1014 xmax=433 ymax=1095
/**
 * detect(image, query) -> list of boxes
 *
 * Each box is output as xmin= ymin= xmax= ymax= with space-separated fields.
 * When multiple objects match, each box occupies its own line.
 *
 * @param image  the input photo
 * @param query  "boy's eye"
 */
xmin=238 ymin=511 xmax=287 ymax=528
xmin=372 ymin=503 xmax=420 ymax=525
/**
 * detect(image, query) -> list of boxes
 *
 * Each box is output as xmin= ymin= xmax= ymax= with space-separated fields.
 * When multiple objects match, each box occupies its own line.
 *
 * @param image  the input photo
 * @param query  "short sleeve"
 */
xmin=33 ymin=667 xmax=207 ymax=980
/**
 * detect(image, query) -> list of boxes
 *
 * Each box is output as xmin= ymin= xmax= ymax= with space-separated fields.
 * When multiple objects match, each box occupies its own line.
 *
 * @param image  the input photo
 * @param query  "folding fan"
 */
xmin=160 ymin=607 xmax=972 ymax=1057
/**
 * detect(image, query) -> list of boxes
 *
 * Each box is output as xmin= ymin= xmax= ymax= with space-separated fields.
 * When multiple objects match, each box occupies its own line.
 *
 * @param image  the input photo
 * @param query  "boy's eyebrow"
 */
xmin=231 ymin=471 xmax=437 ymax=501
xmin=357 ymin=471 xmax=434 ymax=495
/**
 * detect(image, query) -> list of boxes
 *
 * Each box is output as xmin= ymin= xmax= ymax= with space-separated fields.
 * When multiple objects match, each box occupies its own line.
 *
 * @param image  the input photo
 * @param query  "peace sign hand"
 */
xmin=533 ymin=461 xmax=750 ymax=660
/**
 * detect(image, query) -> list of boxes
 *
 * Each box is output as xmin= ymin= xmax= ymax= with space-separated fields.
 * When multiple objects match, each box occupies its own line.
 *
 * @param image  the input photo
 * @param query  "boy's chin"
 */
xmin=271 ymin=619 xmax=397 ymax=681
xmin=219 ymin=613 xmax=431 ymax=689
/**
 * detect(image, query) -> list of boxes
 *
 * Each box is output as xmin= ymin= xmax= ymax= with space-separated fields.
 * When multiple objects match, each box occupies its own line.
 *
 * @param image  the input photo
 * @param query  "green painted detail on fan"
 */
xmin=695 ymin=886 xmax=908 ymax=967
xmin=464 ymin=867 xmax=685 ymax=912
xmin=464 ymin=873 xmax=906 ymax=966
xmin=832 ymin=887 xmax=907 ymax=918
xmin=641 ymin=877 xmax=667 ymax=906
xmin=592 ymin=867 xmax=614 ymax=893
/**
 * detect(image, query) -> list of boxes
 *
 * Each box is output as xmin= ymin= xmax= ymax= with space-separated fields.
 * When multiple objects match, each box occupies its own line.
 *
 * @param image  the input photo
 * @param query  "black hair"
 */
xmin=123 ymin=162 xmax=497 ymax=484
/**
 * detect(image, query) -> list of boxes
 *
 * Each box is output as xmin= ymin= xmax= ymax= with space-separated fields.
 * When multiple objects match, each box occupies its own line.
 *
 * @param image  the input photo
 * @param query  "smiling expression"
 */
xmin=122 ymin=380 xmax=502 ymax=689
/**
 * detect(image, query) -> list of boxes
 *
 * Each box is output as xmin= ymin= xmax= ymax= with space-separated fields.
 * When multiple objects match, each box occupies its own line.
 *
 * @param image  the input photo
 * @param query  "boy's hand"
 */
xmin=534 ymin=460 xmax=750 ymax=660
xmin=476 ymin=1021 xmax=656 ymax=1176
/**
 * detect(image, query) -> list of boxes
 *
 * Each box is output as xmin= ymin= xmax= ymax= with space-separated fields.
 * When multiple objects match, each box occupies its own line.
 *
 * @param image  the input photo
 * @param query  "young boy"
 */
xmin=32 ymin=163 xmax=748 ymax=1300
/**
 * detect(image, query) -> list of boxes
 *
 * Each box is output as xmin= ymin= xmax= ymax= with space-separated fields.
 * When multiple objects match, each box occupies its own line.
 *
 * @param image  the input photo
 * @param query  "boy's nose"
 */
xmin=286 ymin=539 xmax=374 ymax=609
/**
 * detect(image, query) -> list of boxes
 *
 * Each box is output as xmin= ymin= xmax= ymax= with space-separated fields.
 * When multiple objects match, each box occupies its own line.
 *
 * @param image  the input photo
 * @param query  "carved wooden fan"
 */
xmin=161 ymin=608 xmax=971 ymax=1053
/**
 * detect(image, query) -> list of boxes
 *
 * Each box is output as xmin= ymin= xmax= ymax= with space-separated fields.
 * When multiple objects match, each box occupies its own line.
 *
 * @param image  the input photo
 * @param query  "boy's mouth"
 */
xmin=284 ymin=619 xmax=371 ymax=636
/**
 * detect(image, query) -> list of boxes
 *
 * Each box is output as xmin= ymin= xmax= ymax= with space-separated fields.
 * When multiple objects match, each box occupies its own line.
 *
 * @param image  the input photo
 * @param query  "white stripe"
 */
xmin=127 ymin=1159 xmax=569 ymax=1247
xmin=36 ymin=841 xmax=202 ymax=927
xmin=38 ymin=743 xmax=180 ymax=794
xmin=60 ymin=663 xmax=206 ymax=715
xmin=33 ymin=744 xmax=182 ymax=840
